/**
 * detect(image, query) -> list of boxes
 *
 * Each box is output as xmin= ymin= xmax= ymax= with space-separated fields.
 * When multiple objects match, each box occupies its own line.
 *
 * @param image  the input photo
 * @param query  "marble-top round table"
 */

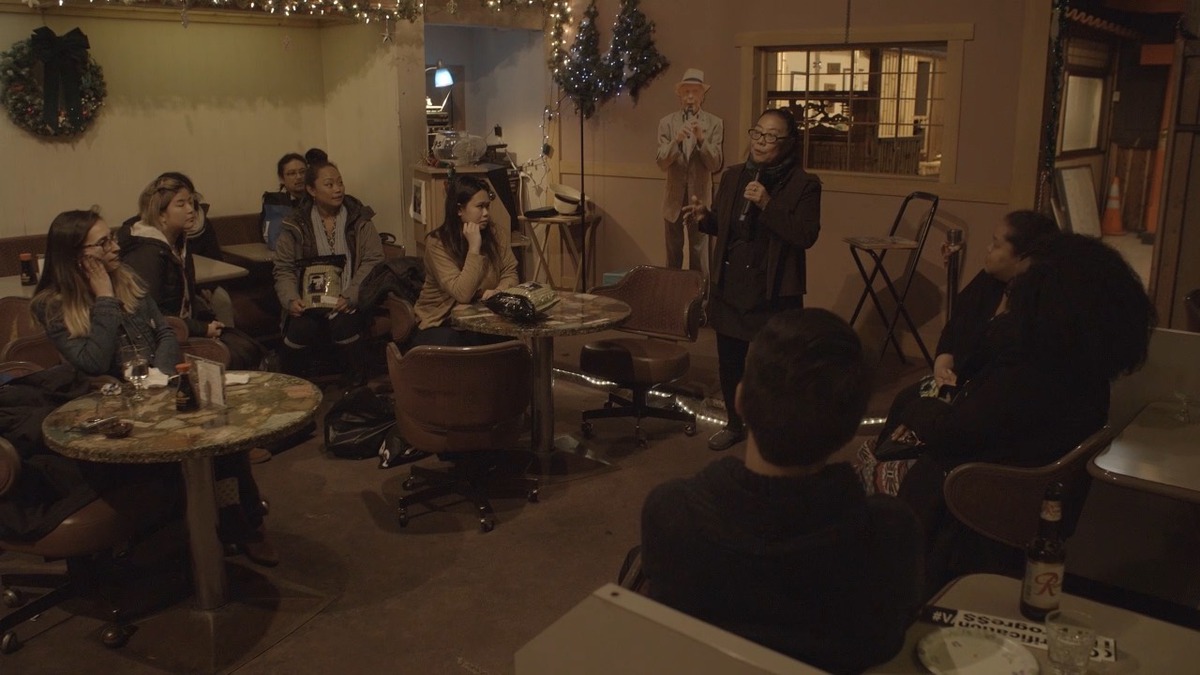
xmin=451 ymin=291 xmax=630 ymax=458
xmin=42 ymin=372 xmax=322 ymax=610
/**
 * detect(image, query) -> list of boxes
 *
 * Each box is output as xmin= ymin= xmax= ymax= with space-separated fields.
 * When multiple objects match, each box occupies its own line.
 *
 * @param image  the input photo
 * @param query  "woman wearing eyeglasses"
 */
xmin=684 ymin=108 xmax=822 ymax=452
xmin=31 ymin=209 xmax=180 ymax=378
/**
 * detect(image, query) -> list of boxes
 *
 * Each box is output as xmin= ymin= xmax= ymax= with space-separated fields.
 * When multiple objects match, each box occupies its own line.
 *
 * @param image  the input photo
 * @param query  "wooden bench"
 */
xmin=207 ymin=212 xmax=282 ymax=346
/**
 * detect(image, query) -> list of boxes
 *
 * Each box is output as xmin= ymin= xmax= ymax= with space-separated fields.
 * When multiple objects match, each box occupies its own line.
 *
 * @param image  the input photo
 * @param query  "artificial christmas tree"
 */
xmin=604 ymin=0 xmax=669 ymax=102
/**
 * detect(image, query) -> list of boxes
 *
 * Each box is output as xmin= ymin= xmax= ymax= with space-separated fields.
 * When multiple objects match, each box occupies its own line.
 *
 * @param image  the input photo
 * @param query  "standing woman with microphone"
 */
xmin=684 ymin=108 xmax=822 ymax=451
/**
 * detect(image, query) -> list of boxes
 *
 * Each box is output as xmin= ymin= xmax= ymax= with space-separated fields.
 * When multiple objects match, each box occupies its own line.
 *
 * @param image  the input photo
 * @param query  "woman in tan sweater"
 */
xmin=410 ymin=174 xmax=518 ymax=347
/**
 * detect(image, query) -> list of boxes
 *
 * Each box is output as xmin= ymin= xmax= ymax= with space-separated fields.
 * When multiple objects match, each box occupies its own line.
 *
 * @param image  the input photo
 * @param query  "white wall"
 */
xmin=320 ymin=22 xmax=407 ymax=240
xmin=424 ymin=24 xmax=546 ymax=168
xmin=0 ymin=13 xmax=327 ymax=231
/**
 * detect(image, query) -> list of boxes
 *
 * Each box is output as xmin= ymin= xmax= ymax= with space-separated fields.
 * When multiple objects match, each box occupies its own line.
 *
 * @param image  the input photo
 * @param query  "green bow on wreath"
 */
xmin=30 ymin=27 xmax=91 ymax=130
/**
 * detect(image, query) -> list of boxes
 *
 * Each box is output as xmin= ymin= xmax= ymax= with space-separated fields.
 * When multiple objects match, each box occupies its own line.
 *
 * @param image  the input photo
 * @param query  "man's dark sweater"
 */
xmin=641 ymin=458 xmax=923 ymax=674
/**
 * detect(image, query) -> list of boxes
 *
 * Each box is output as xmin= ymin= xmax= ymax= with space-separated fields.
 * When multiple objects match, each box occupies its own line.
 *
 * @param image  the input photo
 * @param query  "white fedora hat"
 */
xmin=675 ymin=68 xmax=711 ymax=93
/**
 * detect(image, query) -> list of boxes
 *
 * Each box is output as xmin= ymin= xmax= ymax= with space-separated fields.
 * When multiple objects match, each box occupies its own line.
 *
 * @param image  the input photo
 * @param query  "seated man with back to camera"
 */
xmin=639 ymin=308 xmax=923 ymax=674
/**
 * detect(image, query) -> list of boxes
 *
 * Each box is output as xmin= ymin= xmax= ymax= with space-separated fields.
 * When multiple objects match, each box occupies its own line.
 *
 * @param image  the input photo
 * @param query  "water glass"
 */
xmin=119 ymin=344 xmax=150 ymax=402
xmin=1045 ymin=609 xmax=1095 ymax=675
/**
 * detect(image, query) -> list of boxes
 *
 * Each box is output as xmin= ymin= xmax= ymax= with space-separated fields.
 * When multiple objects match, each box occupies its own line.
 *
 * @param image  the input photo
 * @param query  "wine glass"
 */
xmin=120 ymin=344 xmax=150 ymax=403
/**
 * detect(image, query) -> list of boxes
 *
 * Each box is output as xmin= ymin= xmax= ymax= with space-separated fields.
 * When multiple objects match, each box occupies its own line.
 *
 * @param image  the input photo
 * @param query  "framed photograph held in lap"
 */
xmin=298 ymin=255 xmax=345 ymax=310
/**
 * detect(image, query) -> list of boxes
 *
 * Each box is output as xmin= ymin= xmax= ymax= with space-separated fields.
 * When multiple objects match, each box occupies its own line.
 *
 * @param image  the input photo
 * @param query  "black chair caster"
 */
xmin=100 ymin=624 xmax=133 ymax=649
xmin=1 ymin=588 xmax=22 ymax=609
xmin=1 ymin=631 xmax=21 ymax=654
xmin=684 ymin=424 xmax=697 ymax=436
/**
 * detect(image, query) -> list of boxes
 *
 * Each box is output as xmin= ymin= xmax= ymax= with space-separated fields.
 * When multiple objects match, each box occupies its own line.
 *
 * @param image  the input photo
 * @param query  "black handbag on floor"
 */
xmin=323 ymin=386 xmax=396 ymax=460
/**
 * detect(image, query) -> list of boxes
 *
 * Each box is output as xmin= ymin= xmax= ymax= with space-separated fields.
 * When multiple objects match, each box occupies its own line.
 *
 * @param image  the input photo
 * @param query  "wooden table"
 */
xmin=521 ymin=213 xmax=602 ymax=292
xmin=221 ymin=242 xmax=274 ymax=265
xmin=868 ymin=573 xmax=1200 ymax=673
xmin=42 ymin=372 xmax=321 ymax=610
xmin=193 ymin=254 xmax=249 ymax=284
xmin=1089 ymin=401 xmax=1200 ymax=503
xmin=451 ymin=291 xmax=629 ymax=471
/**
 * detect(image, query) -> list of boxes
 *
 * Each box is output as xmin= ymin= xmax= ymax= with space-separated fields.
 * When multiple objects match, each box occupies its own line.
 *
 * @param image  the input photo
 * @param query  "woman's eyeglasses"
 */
xmin=82 ymin=236 xmax=117 ymax=250
xmin=747 ymin=128 xmax=788 ymax=144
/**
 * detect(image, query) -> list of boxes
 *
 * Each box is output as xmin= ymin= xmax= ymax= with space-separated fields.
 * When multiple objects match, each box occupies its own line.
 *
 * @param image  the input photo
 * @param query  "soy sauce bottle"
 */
xmin=19 ymin=252 xmax=38 ymax=286
xmin=1020 ymin=482 xmax=1066 ymax=620
xmin=175 ymin=363 xmax=199 ymax=412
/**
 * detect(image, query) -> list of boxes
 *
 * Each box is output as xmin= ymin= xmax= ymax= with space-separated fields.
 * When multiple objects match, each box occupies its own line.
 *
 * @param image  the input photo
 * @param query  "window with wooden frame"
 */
xmin=763 ymin=44 xmax=948 ymax=178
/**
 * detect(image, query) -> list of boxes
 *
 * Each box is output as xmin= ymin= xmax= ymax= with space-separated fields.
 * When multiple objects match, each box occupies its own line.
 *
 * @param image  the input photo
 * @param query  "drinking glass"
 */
xmin=1045 ymin=609 xmax=1096 ymax=675
xmin=119 ymin=344 xmax=150 ymax=403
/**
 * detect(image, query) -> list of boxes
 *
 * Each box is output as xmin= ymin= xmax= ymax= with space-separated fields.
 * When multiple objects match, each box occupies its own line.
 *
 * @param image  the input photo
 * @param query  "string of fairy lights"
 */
xmin=20 ymin=0 xmax=562 ymax=26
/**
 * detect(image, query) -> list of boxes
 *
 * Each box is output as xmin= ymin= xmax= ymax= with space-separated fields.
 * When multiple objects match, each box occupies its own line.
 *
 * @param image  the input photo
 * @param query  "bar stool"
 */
xmin=844 ymin=191 xmax=939 ymax=367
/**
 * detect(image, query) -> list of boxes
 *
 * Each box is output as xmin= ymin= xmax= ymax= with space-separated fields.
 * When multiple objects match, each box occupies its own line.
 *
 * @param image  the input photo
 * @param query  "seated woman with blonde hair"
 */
xmin=32 ymin=209 xmax=179 ymax=378
xmin=118 ymin=173 xmax=264 ymax=371
xmin=33 ymin=209 xmax=278 ymax=566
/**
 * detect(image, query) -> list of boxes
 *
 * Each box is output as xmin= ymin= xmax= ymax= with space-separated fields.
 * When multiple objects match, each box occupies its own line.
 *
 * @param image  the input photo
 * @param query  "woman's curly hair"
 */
xmin=1008 ymin=232 xmax=1155 ymax=381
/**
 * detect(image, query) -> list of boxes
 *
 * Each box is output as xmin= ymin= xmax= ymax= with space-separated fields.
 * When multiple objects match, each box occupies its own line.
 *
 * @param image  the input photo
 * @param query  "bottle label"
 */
xmin=1040 ymin=500 xmax=1062 ymax=522
xmin=1022 ymin=560 xmax=1064 ymax=609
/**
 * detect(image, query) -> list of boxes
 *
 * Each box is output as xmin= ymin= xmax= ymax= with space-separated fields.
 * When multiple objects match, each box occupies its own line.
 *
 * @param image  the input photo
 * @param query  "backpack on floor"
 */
xmin=323 ymin=386 xmax=396 ymax=460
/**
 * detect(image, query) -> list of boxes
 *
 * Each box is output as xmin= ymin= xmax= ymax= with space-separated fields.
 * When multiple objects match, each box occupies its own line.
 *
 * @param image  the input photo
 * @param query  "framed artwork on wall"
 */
xmin=1054 ymin=165 xmax=1101 ymax=237
xmin=411 ymin=178 xmax=427 ymax=225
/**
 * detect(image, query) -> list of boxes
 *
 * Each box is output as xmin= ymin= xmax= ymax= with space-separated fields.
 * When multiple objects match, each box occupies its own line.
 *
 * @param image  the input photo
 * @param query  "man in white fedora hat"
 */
xmin=657 ymin=68 xmax=723 ymax=273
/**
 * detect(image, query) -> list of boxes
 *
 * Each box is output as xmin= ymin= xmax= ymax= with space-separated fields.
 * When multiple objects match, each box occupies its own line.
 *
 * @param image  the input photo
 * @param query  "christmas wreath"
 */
xmin=1 ymin=28 xmax=106 ymax=139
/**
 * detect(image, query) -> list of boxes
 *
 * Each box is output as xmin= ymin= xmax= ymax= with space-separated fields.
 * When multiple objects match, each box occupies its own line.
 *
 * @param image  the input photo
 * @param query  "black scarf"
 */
xmin=733 ymin=155 xmax=796 ymax=241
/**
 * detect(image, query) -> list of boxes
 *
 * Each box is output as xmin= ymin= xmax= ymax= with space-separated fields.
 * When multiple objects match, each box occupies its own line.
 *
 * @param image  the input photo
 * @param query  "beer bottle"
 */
xmin=175 ymin=363 xmax=199 ymax=412
xmin=1020 ymin=482 xmax=1066 ymax=620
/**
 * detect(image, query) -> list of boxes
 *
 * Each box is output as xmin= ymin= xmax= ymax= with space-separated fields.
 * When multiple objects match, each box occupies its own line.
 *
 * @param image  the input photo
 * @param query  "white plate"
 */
xmin=918 ymin=627 xmax=1040 ymax=675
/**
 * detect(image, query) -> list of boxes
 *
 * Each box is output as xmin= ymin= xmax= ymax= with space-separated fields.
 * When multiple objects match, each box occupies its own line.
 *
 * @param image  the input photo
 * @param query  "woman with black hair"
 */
xmin=869 ymin=210 xmax=1060 ymax=452
xmin=861 ymin=229 xmax=1154 ymax=492
xmin=273 ymin=153 xmax=308 ymax=208
xmin=931 ymin=210 xmax=1059 ymax=389
xmin=684 ymin=107 xmax=823 ymax=451
xmin=410 ymin=174 xmax=519 ymax=348
xmin=261 ymin=153 xmax=308 ymax=250
xmin=272 ymin=158 xmax=384 ymax=383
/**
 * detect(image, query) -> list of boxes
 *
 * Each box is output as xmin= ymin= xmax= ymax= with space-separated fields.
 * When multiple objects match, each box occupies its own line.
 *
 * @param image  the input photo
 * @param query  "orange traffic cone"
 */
xmin=1101 ymin=176 xmax=1125 ymax=236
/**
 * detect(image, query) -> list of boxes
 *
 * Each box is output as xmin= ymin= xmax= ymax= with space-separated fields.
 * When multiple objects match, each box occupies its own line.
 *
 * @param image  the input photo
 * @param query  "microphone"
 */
xmin=738 ymin=170 xmax=762 ymax=223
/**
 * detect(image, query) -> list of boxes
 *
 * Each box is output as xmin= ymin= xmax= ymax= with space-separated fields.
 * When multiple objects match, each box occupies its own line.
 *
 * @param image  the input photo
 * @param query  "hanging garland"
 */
xmin=0 ymin=29 xmax=107 ymax=139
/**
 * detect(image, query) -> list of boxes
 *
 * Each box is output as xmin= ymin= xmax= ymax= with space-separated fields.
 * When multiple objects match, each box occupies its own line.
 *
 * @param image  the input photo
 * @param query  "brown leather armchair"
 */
xmin=943 ymin=425 xmax=1117 ymax=548
xmin=165 ymin=316 xmax=232 ymax=366
xmin=386 ymin=340 xmax=538 ymax=532
xmin=0 ymin=298 xmax=59 ymax=370
xmin=0 ymin=435 xmax=177 ymax=653
xmin=579 ymin=266 xmax=705 ymax=447
xmin=0 ymin=333 xmax=62 ymax=370
xmin=0 ymin=297 xmax=38 ymax=349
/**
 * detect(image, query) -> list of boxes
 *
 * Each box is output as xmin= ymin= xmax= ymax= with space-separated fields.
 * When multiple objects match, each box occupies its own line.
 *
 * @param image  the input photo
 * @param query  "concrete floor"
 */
xmin=3 ymin=324 xmax=1197 ymax=674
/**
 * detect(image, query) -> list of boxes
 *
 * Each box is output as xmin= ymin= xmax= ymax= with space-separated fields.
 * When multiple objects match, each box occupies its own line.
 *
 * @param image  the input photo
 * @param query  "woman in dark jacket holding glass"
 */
xmin=685 ymin=107 xmax=822 ymax=451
